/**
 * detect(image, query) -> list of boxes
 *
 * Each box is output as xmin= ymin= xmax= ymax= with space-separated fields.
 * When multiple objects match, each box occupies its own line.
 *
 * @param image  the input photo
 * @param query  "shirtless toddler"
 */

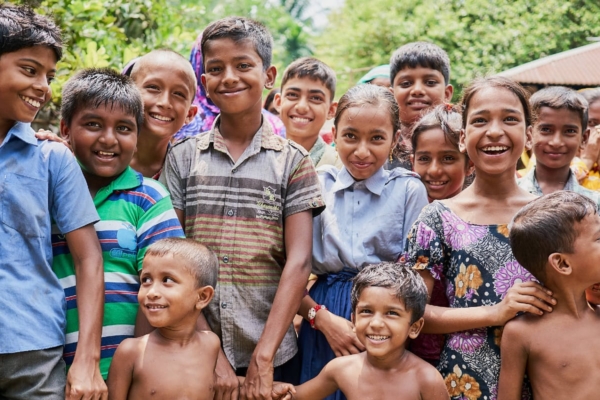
xmin=499 ymin=191 xmax=600 ymax=400
xmin=107 ymin=238 xmax=219 ymax=400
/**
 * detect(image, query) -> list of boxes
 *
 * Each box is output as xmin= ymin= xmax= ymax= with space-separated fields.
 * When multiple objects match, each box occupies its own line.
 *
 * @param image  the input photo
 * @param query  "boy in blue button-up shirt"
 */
xmin=0 ymin=4 xmax=106 ymax=399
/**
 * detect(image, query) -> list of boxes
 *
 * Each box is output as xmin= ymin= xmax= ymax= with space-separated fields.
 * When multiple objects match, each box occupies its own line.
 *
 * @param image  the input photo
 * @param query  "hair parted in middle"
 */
xmin=280 ymin=57 xmax=337 ymax=100
xmin=530 ymin=86 xmax=589 ymax=130
xmin=351 ymin=262 xmax=428 ymax=324
xmin=411 ymin=103 xmax=464 ymax=158
xmin=509 ymin=191 xmax=597 ymax=283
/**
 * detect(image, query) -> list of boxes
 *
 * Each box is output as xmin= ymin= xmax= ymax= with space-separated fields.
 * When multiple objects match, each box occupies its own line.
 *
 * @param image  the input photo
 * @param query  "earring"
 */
xmin=389 ymin=148 xmax=394 ymax=162
xmin=335 ymin=148 xmax=339 ymax=163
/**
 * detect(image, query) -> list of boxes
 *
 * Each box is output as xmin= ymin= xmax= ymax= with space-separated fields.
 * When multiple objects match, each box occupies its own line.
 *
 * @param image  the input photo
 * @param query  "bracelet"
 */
xmin=308 ymin=304 xmax=327 ymax=330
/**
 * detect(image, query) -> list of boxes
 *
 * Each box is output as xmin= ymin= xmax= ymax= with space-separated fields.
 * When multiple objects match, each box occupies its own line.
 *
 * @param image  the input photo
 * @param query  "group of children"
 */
xmin=3 ymin=3 xmax=600 ymax=400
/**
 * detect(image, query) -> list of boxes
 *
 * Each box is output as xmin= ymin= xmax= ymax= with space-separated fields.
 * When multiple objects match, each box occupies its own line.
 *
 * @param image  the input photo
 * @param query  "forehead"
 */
xmin=357 ymin=286 xmax=405 ymax=307
xmin=282 ymin=76 xmax=332 ymax=99
xmin=415 ymin=128 xmax=459 ymax=151
xmin=393 ymin=66 xmax=444 ymax=81
xmin=536 ymin=106 xmax=582 ymax=127
xmin=575 ymin=212 xmax=600 ymax=240
xmin=72 ymin=103 xmax=136 ymax=123
xmin=203 ymin=38 xmax=261 ymax=63
xmin=339 ymin=104 xmax=392 ymax=129
xmin=0 ymin=45 xmax=58 ymax=70
xmin=135 ymin=54 xmax=196 ymax=90
xmin=468 ymin=86 xmax=524 ymax=114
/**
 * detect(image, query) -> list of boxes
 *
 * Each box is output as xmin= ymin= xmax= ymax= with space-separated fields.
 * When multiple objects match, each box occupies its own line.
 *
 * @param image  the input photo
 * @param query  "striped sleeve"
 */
xmin=284 ymin=154 xmax=325 ymax=218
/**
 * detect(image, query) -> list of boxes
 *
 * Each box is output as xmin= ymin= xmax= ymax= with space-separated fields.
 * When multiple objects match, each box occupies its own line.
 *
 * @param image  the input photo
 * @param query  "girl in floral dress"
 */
xmin=404 ymin=77 xmax=557 ymax=400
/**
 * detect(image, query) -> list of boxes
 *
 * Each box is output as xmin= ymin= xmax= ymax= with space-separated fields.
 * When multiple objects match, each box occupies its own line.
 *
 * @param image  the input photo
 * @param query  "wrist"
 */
xmin=252 ymin=347 xmax=275 ymax=365
xmin=309 ymin=305 xmax=328 ymax=330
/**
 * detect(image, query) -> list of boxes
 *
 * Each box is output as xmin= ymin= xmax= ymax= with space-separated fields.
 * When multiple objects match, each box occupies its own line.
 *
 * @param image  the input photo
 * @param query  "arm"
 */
xmin=107 ymin=338 xmax=137 ymax=400
xmin=65 ymin=225 xmax=107 ymax=400
xmin=242 ymin=211 xmax=313 ymax=400
xmin=418 ymin=270 xmax=556 ymax=334
xmin=419 ymin=367 xmax=450 ymax=400
xmin=580 ymin=126 xmax=600 ymax=173
xmin=497 ymin=321 xmax=529 ymax=400
xmin=291 ymin=358 xmax=341 ymax=400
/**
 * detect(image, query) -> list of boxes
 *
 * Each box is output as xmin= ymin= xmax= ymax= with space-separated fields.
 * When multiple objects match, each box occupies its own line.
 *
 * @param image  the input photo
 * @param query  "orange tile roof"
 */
xmin=497 ymin=41 xmax=600 ymax=86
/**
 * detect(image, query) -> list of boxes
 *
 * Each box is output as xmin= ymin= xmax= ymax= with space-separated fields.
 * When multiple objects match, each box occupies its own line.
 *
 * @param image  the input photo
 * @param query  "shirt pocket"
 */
xmin=1 ymin=173 xmax=47 ymax=238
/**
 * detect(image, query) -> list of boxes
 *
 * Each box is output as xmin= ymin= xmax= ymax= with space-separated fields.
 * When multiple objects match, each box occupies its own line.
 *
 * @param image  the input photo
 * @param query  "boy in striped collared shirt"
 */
xmin=51 ymin=68 xmax=184 ymax=379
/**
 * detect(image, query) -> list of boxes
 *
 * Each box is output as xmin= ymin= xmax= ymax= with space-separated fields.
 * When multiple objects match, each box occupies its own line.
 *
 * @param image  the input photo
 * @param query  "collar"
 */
xmin=197 ymin=115 xmax=284 ymax=152
xmin=526 ymin=166 xmax=578 ymax=192
xmin=331 ymin=166 xmax=388 ymax=196
xmin=94 ymin=166 xmax=142 ymax=204
xmin=3 ymin=122 xmax=38 ymax=146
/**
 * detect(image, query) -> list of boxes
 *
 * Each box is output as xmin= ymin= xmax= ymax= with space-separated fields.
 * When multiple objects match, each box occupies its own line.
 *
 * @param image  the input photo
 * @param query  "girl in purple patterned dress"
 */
xmin=404 ymin=77 xmax=557 ymax=400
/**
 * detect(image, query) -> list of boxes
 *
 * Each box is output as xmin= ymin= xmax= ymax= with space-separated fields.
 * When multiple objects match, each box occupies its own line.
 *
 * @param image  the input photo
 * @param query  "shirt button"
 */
xmin=223 ymin=256 xmax=229 ymax=263
xmin=221 ymin=302 xmax=228 ymax=309
xmin=227 ymin=209 xmax=234 ymax=216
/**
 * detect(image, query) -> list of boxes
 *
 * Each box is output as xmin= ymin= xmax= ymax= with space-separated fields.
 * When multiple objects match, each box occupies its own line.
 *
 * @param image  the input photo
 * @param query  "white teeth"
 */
xmin=428 ymin=181 xmax=447 ymax=185
xmin=367 ymin=335 xmax=389 ymax=341
xmin=291 ymin=117 xmax=311 ymax=123
xmin=97 ymin=151 xmax=115 ymax=156
xmin=21 ymin=96 xmax=41 ymax=108
xmin=483 ymin=146 xmax=508 ymax=152
xmin=147 ymin=305 xmax=166 ymax=309
xmin=150 ymin=113 xmax=173 ymax=122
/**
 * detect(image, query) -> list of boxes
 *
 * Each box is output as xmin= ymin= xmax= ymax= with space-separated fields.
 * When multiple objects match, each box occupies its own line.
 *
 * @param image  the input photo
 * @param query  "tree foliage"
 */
xmin=316 ymin=0 xmax=600 ymax=98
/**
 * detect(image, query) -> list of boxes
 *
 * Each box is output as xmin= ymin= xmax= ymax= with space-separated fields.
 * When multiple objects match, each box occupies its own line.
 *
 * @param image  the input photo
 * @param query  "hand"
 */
xmin=316 ymin=310 xmax=365 ymax=357
xmin=35 ymin=129 xmax=73 ymax=152
xmin=240 ymin=354 xmax=274 ymax=400
xmin=581 ymin=125 xmax=600 ymax=169
xmin=214 ymin=351 xmax=240 ymax=400
xmin=271 ymin=383 xmax=295 ymax=400
xmin=492 ymin=281 xmax=556 ymax=325
xmin=65 ymin=359 xmax=107 ymax=400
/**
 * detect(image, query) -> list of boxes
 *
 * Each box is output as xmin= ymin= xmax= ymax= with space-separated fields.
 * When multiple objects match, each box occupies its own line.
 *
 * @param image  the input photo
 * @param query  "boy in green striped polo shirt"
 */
xmin=52 ymin=68 xmax=185 ymax=379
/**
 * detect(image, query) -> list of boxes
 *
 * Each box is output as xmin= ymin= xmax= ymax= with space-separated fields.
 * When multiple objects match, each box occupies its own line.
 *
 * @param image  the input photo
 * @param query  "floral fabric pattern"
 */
xmin=405 ymin=201 xmax=536 ymax=400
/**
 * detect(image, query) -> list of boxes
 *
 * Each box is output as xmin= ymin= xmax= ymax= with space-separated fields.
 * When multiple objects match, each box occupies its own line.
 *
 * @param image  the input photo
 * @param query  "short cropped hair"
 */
xmin=531 ymin=86 xmax=588 ymax=130
xmin=0 ymin=3 xmax=62 ymax=60
xmin=334 ymin=84 xmax=400 ymax=134
xmin=280 ymin=57 xmax=336 ymax=100
xmin=582 ymin=88 xmax=600 ymax=108
xmin=390 ymin=42 xmax=450 ymax=86
xmin=61 ymin=68 xmax=143 ymax=130
xmin=351 ymin=262 xmax=428 ymax=324
xmin=509 ymin=191 xmax=597 ymax=283
xmin=145 ymin=238 xmax=219 ymax=289
xmin=201 ymin=17 xmax=273 ymax=70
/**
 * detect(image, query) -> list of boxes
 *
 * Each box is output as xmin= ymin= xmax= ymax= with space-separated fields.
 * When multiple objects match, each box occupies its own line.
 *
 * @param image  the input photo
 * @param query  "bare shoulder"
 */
xmin=502 ymin=313 xmax=544 ymax=346
xmin=198 ymin=330 xmax=221 ymax=351
xmin=324 ymin=353 xmax=363 ymax=378
xmin=116 ymin=335 xmax=148 ymax=356
xmin=408 ymin=353 xmax=443 ymax=385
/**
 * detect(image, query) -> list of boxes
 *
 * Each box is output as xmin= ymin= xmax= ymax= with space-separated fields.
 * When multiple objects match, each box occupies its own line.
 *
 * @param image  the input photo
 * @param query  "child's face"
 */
xmin=352 ymin=287 xmax=423 ymax=359
xmin=532 ymin=107 xmax=584 ymax=171
xmin=132 ymin=55 xmax=197 ymax=140
xmin=565 ymin=212 xmax=600 ymax=289
xmin=588 ymin=100 xmax=600 ymax=130
xmin=139 ymin=254 xmax=207 ymax=328
xmin=0 ymin=46 xmax=56 ymax=132
xmin=412 ymin=128 xmax=472 ymax=202
xmin=333 ymin=104 xmax=394 ymax=180
xmin=275 ymin=77 xmax=336 ymax=145
xmin=202 ymin=38 xmax=276 ymax=116
xmin=61 ymin=104 xmax=137 ymax=181
xmin=391 ymin=67 xmax=452 ymax=125
xmin=460 ymin=87 xmax=532 ymax=176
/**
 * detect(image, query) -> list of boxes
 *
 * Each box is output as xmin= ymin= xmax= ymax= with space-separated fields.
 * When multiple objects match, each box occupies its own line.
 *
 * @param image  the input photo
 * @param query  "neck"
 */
xmin=470 ymin=169 xmax=522 ymax=200
xmin=287 ymin=134 xmax=318 ymax=152
xmin=534 ymin=163 xmax=571 ymax=192
xmin=83 ymin=171 xmax=117 ymax=199
xmin=219 ymin=108 xmax=263 ymax=143
xmin=0 ymin=119 xmax=16 ymax=145
xmin=153 ymin=321 xmax=199 ymax=346
xmin=365 ymin=346 xmax=409 ymax=371
xmin=131 ymin=130 xmax=170 ymax=177
xmin=544 ymin=276 xmax=591 ymax=318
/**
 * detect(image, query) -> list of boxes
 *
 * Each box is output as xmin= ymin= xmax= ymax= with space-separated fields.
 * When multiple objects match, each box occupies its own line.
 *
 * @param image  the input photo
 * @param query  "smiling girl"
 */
xmin=296 ymin=84 xmax=428 ymax=400
xmin=404 ymin=77 xmax=557 ymax=400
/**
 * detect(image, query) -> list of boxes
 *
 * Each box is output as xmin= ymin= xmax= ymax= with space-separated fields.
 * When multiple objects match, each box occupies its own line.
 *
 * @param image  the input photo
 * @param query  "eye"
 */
xmin=399 ymin=81 xmax=412 ymax=88
xmin=505 ymin=116 xmax=520 ymax=123
xmin=22 ymin=66 xmax=35 ymax=75
xmin=417 ymin=156 xmax=430 ymax=162
xmin=342 ymin=133 xmax=356 ymax=140
xmin=163 ymin=276 xmax=175 ymax=283
xmin=426 ymin=79 xmax=439 ymax=86
xmin=387 ymin=310 xmax=400 ymax=316
xmin=84 ymin=121 xmax=101 ymax=128
xmin=443 ymin=155 xmax=456 ymax=162
xmin=471 ymin=117 xmax=486 ymax=125
xmin=285 ymin=92 xmax=299 ymax=99
xmin=372 ymin=135 xmax=385 ymax=141
xmin=174 ymin=90 xmax=188 ymax=99
xmin=145 ymin=84 xmax=160 ymax=91
xmin=359 ymin=308 xmax=372 ymax=314
xmin=565 ymin=128 xmax=579 ymax=135
xmin=238 ymin=63 xmax=251 ymax=70
xmin=141 ymin=276 xmax=151 ymax=284
xmin=310 ymin=95 xmax=324 ymax=103
xmin=538 ymin=127 xmax=551 ymax=133
xmin=117 ymin=125 xmax=133 ymax=132
xmin=47 ymin=76 xmax=56 ymax=84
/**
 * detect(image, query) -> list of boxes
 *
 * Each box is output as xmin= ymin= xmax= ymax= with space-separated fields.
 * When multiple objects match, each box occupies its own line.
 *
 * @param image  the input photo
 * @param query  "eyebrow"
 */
xmin=470 ymin=108 xmax=522 ymax=116
xmin=18 ymin=57 xmax=56 ymax=73
xmin=205 ymin=55 xmax=253 ymax=65
xmin=285 ymin=87 xmax=326 ymax=96
xmin=80 ymin=112 xmax=136 ymax=126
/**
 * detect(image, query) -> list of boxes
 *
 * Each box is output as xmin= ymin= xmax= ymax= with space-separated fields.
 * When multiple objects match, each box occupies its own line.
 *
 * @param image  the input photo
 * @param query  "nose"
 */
xmin=146 ymin=283 xmax=161 ymax=300
xmin=548 ymin=131 xmax=563 ymax=147
xmin=354 ymin=140 xmax=370 ymax=159
xmin=427 ymin=158 xmax=444 ymax=178
xmin=410 ymin=80 xmax=425 ymax=96
xmin=369 ymin=312 xmax=385 ymax=328
xmin=295 ymin=95 xmax=309 ymax=114
xmin=222 ymin=65 xmax=239 ymax=86
xmin=98 ymin=127 xmax=118 ymax=146
xmin=486 ymin=119 xmax=504 ymax=140
xmin=155 ymin=89 xmax=172 ymax=110
xmin=32 ymin=75 xmax=51 ymax=98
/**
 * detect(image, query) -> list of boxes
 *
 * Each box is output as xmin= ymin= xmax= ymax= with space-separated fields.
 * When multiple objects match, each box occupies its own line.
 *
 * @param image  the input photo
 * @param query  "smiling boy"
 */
xmin=0 ymin=4 xmax=105 ymax=399
xmin=517 ymin=86 xmax=600 ymax=208
xmin=52 ymin=68 xmax=184 ymax=380
xmin=160 ymin=17 xmax=325 ymax=399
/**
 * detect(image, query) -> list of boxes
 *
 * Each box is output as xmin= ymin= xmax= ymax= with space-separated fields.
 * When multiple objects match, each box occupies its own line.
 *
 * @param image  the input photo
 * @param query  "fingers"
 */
xmin=512 ymin=282 xmax=556 ymax=306
xmin=352 ymin=337 xmax=366 ymax=352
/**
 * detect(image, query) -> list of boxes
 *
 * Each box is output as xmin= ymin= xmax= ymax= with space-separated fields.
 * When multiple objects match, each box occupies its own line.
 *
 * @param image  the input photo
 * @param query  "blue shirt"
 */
xmin=0 ymin=122 xmax=99 ymax=353
xmin=312 ymin=166 xmax=428 ymax=275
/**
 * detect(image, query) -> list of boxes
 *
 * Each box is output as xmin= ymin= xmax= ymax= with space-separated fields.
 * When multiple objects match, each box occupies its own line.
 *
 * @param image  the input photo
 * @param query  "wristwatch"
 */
xmin=308 ymin=304 xmax=327 ymax=330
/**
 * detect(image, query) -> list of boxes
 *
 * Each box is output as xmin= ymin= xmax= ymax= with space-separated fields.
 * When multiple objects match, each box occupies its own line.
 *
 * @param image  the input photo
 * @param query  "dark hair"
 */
xmin=201 ymin=17 xmax=273 ymax=70
xmin=411 ymin=104 xmax=464 ymax=157
xmin=280 ymin=57 xmax=336 ymax=100
xmin=390 ymin=42 xmax=450 ymax=86
xmin=61 ymin=68 xmax=143 ymax=130
xmin=582 ymin=88 xmax=600 ymax=108
xmin=334 ymin=84 xmax=400 ymax=134
xmin=509 ymin=191 xmax=597 ymax=283
xmin=145 ymin=238 xmax=219 ymax=289
xmin=460 ymin=76 xmax=533 ymax=128
xmin=264 ymin=88 xmax=279 ymax=113
xmin=530 ymin=86 xmax=588 ymax=130
xmin=0 ymin=3 xmax=62 ymax=60
xmin=351 ymin=262 xmax=428 ymax=324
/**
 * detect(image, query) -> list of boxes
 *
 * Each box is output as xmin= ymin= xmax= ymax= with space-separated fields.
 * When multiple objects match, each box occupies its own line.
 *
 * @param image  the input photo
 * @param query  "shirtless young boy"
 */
xmin=107 ymin=238 xmax=219 ymax=400
xmin=500 ymin=191 xmax=600 ymax=400
xmin=274 ymin=263 xmax=448 ymax=400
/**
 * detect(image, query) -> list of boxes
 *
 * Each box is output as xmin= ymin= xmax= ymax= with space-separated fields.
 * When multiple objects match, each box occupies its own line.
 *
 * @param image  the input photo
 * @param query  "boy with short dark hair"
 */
xmin=274 ymin=57 xmax=341 ymax=168
xmin=54 ymin=68 xmax=184 ymax=380
xmin=160 ymin=16 xmax=325 ymax=399
xmin=0 ymin=4 xmax=105 ymax=399
xmin=500 ymin=191 xmax=600 ymax=400
xmin=517 ymin=86 xmax=600 ymax=208
xmin=388 ymin=42 xmax=454 ymax=169
xmin=272 ymin=263 xmax=448 ymax=400
xmin=108 ymin=238 xmax=220 ymax=400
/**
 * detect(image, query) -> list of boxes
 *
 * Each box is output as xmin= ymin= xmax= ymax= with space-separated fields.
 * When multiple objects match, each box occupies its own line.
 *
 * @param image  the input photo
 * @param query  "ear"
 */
xmin=59 ymin=119 xmax=72 ymax=145
xmin=274 ymin=92 xmax=282 ymax=114
xmin=410 ymin=154 xmax=415 ymax=169
xmin=264 ymin=65 xmax=277 ymax=90
xmin=332 ymin=125 xmax=338 ymax=145
xmin=525 ymin=125 xmax=533 ymax=151
xmin=465 ymin=159 xmax=475 ymax=176
xmin=582 ymin=127 xmax=591 ymax=149
xmin=327 ymin=101 xmax=338 ymax=120
xmin=458 ymin=128 xmax=467 ymax=153
xmin=548 ymin=253 xmax=573 ymax=277
xmin=201 ymin=75 xmax=209 ymax=98
xmin=408 ymin=317 xmax=425 ymax=339
xmin=185 ymin=104 xmax=199 ymax=125
xmin=195 ymin=285 xmax=215 ymax=310
xmin=444 ymin=84 xmax=454 ymax=103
